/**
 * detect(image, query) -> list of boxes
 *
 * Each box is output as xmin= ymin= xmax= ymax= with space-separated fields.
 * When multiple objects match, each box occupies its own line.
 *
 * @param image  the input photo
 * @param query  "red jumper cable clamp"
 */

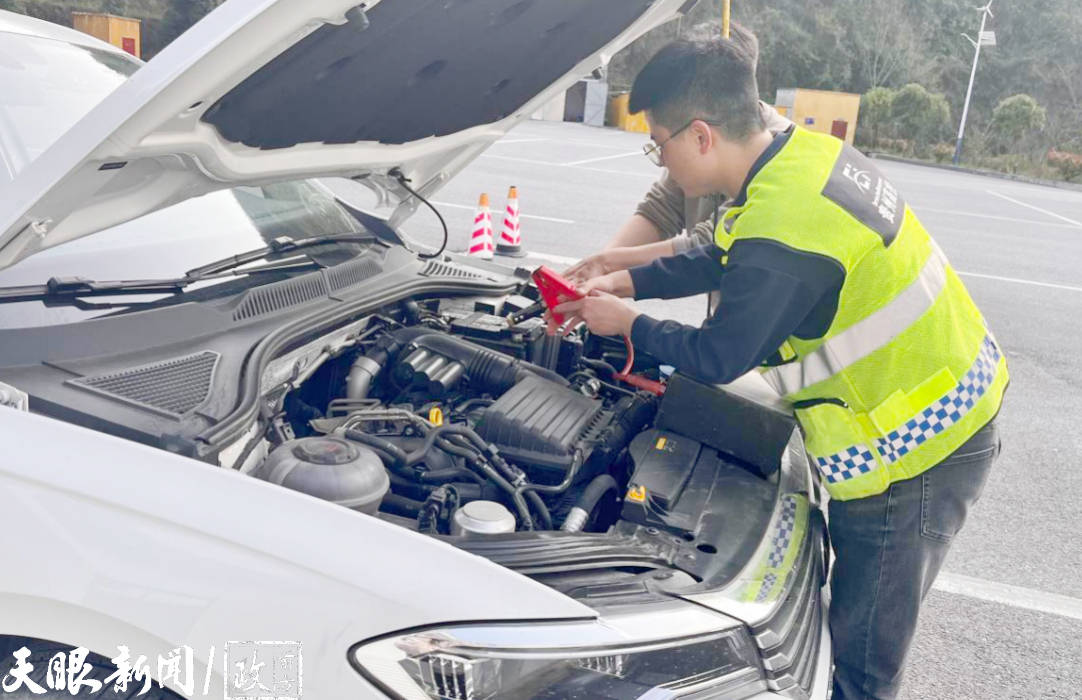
xmin=531 ymin=266 xmax=665 ymax=396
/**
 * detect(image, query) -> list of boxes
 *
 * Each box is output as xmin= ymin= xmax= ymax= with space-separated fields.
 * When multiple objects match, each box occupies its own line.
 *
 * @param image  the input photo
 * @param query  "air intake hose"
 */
xmin=390 ymin=328 xmax=567 ymax=395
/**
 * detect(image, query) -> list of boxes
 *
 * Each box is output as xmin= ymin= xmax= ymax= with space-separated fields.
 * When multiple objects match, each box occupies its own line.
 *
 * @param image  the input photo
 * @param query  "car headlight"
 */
xmin=351 ymin=604 xmax=767 ymax=700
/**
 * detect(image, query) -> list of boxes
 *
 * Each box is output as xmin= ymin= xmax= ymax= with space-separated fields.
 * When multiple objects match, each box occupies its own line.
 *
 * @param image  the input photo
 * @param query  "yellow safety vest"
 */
xmin=717 ymin=127 xmax=1008 ymax=501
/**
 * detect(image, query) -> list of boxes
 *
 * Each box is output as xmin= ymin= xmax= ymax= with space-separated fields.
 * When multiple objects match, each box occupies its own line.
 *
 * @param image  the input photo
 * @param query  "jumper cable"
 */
xmin=531 ymin=266 xmax=665 ymax=396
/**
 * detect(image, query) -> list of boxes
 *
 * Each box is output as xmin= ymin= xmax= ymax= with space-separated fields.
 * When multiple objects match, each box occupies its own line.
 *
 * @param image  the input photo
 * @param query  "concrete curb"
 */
xmin=867 ymin=152 xmax=1082 ymax=193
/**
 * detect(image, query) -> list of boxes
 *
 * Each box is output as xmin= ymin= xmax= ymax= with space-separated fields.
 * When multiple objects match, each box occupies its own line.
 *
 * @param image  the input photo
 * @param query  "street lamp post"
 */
xmin=953 ymin=1 xmax=996 ymax=165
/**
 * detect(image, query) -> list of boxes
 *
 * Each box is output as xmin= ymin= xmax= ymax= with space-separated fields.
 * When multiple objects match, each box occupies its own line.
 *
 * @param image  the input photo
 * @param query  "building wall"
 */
xmin=783 ymin=89 xmax=861 ymax=145
xmin=72 ymin=12 xmax=141 ymax=56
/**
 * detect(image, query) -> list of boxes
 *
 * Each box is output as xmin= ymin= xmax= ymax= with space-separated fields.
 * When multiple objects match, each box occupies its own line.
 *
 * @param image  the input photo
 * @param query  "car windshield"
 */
xmin=0 ymin=30 xmax=370 ymax=330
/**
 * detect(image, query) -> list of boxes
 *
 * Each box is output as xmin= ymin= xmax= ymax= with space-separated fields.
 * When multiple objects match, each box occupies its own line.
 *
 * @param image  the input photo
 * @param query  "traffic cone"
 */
xmin=496 ymin=185 xmax=526 ymax=257
xmin=467 ymin=193 xmax=494 ymax=259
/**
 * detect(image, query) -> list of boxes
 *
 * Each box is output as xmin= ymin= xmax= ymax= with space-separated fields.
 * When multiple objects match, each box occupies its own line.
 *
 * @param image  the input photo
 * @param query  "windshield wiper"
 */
xmin=0 ymin=233 xmax=376 ymax=307
xmin=183 ymin=233 xmax=376 ymax=278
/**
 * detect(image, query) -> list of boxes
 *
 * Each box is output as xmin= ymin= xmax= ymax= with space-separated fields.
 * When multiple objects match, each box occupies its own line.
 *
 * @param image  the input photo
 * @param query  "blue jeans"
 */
xmin=828 ymin=420 xmax=1001 ymax=700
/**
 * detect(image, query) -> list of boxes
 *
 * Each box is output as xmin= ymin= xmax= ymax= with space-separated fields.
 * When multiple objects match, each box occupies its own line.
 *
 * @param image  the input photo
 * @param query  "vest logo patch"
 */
xmin=842 ymin=163 xmax=873 ymax=193
xmin=822 ymin=144 xmax=905 ymax=246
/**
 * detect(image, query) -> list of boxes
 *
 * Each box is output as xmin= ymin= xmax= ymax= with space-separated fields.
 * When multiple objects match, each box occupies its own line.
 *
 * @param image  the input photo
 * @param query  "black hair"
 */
xmin=629 ymin=22 xmax=764 ymax=141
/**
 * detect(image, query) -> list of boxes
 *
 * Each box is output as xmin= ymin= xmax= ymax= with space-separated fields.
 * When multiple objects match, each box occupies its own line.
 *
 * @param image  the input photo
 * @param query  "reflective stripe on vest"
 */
xmin=761 ymin=247 xmax=948 ymax=396
xmin=812 ymin=334 xmax=1001 ymax=483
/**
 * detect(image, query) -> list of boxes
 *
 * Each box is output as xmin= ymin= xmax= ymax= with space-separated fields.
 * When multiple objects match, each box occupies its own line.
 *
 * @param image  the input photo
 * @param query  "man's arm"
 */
xmin=626 ymin=243 xmax=727 ymax=300
xmin=565 ymin=171 xmax=689 ymax=283
xmin=613 ymin=171 xmax=687 ymax=247
xmin=603 ymin=213 xmax=666 ymax=250
xmin=629 ymin=240 xmax=846 ymax=385
xmin=565 ymin=239 xmax=677 ymax=285
xmin=574 ymin=242 xmax=725 ymax=301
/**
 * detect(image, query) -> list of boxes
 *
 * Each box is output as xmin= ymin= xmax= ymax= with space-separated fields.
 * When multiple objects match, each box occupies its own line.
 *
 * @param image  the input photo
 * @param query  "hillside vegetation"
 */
xmin=5 ymin=0 xmax=1079 ymax=180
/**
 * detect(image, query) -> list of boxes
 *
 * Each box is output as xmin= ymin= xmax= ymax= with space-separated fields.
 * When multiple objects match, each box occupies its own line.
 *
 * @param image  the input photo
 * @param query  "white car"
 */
xmin=0 ymin=2 xmax=830 ymax=699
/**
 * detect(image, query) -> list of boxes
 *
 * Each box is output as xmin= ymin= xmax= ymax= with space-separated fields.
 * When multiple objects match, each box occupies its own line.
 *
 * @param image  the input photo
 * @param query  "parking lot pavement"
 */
xmin=401 ymin=119 xmax=1082 ymax=698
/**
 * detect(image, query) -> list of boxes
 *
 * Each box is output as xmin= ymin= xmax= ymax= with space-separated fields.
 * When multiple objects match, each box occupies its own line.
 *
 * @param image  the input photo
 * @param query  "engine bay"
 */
xmin=242 ymin=289 xmax=796 ymax=586
xmin=254 ymin=294 xmax=664 ymax=536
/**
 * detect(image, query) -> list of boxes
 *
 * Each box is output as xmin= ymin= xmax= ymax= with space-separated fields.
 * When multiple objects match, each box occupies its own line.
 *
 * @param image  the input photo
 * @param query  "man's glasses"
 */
xmin=642 ymin=119 xmax=696 ymax=167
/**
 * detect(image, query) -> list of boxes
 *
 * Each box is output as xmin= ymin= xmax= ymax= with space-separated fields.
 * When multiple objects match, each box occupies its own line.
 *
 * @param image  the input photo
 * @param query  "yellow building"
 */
xmin=774 ymin=88 xmax=861 ymax=145
xmin=72 ymin=12 xmax=142 ymax=58
xmin=607 ymin=92 xmax=651 ymax=134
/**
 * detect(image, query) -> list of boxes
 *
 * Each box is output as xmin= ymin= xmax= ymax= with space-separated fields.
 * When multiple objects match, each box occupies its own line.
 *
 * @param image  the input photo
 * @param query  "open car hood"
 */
xmin=0 ymin=0 xmax=692 ymax=269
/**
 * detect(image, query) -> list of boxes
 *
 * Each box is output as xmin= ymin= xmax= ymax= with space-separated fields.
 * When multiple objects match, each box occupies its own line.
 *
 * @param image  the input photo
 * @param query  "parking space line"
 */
xmin=433 ymin=201 xmax=574 ymax=224
xmin=479 ymin=154 xmax=656 ymax=179
xmin=986 ymin=190 xmax=1082 ymax=227
xmin=514 ymin=134 xmax=648 ymax=150
xmin=517 ymin=251 xmax=578 ymax=266
xmin=918 ymin=207 xmax=1082 ymax=229
xmin=563 ymin=151 xmax=643 ymax=166
xmin=957 ymin=270 xmax=1082 ymax=292
xmin=479 ymin=154 xmax=562 ymax=167
xmin=934 ymin=572 xmax=1082 ymax=621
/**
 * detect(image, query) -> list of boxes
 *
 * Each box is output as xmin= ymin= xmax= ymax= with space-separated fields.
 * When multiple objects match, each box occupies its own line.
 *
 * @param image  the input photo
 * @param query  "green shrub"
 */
xmin=989 ymin=95 xmax=1047 ymax=154
xmin=856 ymin=87 xmax=894 ymax=147
xmin=890 ymin=84 xmax=951 ymax=145
xmin=893 ymin=84 xmax=951 ymax=140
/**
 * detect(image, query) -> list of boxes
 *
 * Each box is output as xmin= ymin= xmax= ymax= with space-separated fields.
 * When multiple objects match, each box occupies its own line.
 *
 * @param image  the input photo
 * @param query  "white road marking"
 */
xmin=558 ymin=138 xmax=650 ymax=150
xmin=918 ymin=207 xmax=1082 ymax=229
xmin=478 ymin=153 xmax=562 ymax=167
xmin=934 ymin=572 xmax=1082 ymax=621
xmin=521 ymin=251 xmax=578 ymax=266
xmin=563 ymin=151 xmax=643 ymax=166
xmin=986 ymin=190 xmax=1082 ymax=227
xmin=957 ymin=270 xmax=1082 ymax=292
xmin=493 ymin=138 xmax=546 ymax=145
xmin=432 ymin=201 xmax=575 ymax=224
xmin=479 ymin=154 xmax=656 ymax=179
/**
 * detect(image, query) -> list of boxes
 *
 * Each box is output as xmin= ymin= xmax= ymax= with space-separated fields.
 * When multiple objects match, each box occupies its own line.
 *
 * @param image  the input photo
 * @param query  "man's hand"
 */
xmin=574 ymin=270 xmax=634 ymax=298
xmin=564 ymin=252 xmax=614 ymax=285
xmin=565 ymin=240 xmax=676 ymax=286
xmin=552 ymin=290 xmax=639 ymax=338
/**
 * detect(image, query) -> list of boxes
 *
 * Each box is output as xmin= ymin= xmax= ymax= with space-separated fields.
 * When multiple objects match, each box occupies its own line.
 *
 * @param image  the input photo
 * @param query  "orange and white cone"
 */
xmin=467 ymin=193 xmax=494 ymax=259
xmin=496 ymin=185 xmax=526 ymax=257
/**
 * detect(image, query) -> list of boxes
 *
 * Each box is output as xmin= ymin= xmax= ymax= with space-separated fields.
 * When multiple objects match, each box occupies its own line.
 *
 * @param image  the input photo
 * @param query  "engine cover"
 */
xmin=475 ymin=375 xmax=604 ymax=482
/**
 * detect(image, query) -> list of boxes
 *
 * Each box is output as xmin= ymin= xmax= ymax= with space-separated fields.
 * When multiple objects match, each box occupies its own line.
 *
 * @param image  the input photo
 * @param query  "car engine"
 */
xmin=252 ymin=293 xmax=664 ymax=536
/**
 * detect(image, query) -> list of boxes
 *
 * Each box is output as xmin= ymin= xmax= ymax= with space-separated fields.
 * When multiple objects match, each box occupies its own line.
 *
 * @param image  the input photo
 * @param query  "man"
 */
xmin=566 ymin=25 xmax=791 ymax=320
xmin=556 ymin=34 xmax=1007 ymax=700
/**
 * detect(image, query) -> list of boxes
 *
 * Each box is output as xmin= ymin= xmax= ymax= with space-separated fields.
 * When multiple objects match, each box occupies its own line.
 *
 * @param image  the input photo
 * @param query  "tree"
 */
xmin=840 ymin=0 xmax=931 ymax=91
xmin=856 ymin=86 xmax=894 ymax=147
xmin=890 ymin=83 xmax=951 ymax=153
xmin=987 ymin=94 xmax=1046 ymax=154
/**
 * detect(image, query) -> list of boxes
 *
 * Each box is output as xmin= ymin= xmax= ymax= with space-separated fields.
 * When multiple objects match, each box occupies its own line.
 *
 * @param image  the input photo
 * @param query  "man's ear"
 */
xmin=692 ymin=120 xmax=714 ymax=154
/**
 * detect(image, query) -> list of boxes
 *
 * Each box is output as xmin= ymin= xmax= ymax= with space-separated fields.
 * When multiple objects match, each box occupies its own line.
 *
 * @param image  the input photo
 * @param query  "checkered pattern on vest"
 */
xmin=814 ymin=335 xmax=1001 ymax=483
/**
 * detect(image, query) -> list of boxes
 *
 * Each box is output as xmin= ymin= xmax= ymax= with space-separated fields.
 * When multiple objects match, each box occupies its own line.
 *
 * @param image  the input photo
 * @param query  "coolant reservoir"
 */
xmin=256 ymin=436 xmax=389 ymax=515
xmin=452 ymin=500 xmax=516 ymax=536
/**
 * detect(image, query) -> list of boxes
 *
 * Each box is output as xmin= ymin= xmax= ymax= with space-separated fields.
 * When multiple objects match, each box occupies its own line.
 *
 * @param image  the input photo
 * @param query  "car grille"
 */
xmin=749 ymin=518 xmax=825 ymax=698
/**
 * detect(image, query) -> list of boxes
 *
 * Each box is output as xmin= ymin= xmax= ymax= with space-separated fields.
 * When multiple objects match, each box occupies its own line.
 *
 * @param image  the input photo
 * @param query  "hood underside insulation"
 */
xmin=202 ymin=0 xmax=654 ymax=147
